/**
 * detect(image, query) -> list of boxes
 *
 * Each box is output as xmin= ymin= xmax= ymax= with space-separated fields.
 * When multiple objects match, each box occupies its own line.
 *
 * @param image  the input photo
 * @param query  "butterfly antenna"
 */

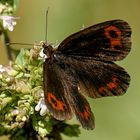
xmin=45 ymin=7 xmax=49 ymax=42
xmin=7 ymin=43 xmax=35 ymax=46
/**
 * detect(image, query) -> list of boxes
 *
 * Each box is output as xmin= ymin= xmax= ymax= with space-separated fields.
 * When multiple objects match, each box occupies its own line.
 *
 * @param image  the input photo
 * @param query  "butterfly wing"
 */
xmin=44 ymin=57 xmax=95 ymax=129
xmin=58 ymin=20 xmax=131 ymax=61
xmin=43 ymin=59 xmax=72 ymax=120
xmin=63 ymin=57 xmax=130 ymax=98
xmin=54 ymin=61 xmax=95 ymax=130
xmin=57 ymin=19 xmax=131 ymax=98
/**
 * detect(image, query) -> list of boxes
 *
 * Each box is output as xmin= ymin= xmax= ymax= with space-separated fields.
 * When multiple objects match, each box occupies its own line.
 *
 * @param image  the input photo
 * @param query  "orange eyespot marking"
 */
xmin=107 ymin=82 xmax=117 ymax=90
xmin=104 ymin=26 xmax=122 ymax=50
xmin=98 ymin=77 xmax=119 ymax=94
xmin=47 ymin=92 xmax=65 ymax=111
xmin=80 ymin=106 xmax=90 ymax=121
xmin=107 ymin=76 xmax=119 ymax=90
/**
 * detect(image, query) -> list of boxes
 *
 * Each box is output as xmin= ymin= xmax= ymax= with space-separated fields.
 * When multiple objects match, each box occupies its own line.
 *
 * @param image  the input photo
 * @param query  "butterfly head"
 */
xmin=41 ymin=41 xmax=53 ymax=59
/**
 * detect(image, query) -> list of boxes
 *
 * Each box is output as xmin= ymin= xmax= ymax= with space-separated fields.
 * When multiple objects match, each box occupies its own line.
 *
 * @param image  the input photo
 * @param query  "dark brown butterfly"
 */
xmin=42 ymin=20 xmax=131 ymax=130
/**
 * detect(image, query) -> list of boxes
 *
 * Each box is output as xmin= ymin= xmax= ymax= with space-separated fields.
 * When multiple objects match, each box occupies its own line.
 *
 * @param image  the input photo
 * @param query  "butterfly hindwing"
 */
xmin=58 ymin=20 xmax=131 ymax=61
xmin=68 ymin=88 xmax=95 ymax=130
xmin=43 ymin=59 xmax=72 ymax=120
xmin=51 ymin=61 xmax=95 ymax=130
xmin=62 ymin=56 xmax=130 ymax=98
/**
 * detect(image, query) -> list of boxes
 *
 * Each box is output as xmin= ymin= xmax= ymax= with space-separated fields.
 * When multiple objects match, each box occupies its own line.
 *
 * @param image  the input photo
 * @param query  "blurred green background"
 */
xmin=0 ymin=0 xmax=140 ymax=140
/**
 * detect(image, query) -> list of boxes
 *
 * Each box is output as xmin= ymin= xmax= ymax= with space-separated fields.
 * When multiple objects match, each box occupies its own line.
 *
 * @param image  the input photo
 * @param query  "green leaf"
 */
xmin=15 ymin=49 xmax=26 ymax=66
xmin=62 ymin=124 xmax=80 ymax=137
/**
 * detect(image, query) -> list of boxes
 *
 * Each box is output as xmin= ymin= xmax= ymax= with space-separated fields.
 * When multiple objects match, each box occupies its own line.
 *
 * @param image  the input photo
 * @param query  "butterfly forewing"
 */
xmin=58 ymin=20 xmax=131 ymax=61
xmin=43 ymin=60 xmax=72 ymax=120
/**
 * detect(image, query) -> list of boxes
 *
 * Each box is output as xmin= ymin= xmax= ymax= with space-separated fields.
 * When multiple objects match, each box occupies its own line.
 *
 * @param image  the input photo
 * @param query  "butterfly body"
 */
xmin=42 ymin=20 xmax=131 ymax=130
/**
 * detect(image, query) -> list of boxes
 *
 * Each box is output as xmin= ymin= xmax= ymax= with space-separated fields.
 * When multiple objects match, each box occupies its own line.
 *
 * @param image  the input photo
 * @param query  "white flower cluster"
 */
xmin=0 ymin=15 xmax=20 ymax=31
xmin=35 ymin=97 xmax=48 ymax=116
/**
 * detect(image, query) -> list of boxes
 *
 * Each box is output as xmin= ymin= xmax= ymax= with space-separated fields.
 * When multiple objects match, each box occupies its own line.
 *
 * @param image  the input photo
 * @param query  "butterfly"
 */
xmin=42 ymin=20 xmax=131 ymax=130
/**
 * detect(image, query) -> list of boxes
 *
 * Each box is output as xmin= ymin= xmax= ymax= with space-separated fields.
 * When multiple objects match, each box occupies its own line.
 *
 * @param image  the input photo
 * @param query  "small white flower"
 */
xmin=35 ymin=98 xmax=48 ymax=116
xmin=22 ymin=116 xmax=27 ymax=122
xmin=39 ymin=48 xmax=47 ymax=60
xmin=0 ymin=65 xmax=5 ymax=72
xmin=0 ymin=15 xmax=20 ymax=31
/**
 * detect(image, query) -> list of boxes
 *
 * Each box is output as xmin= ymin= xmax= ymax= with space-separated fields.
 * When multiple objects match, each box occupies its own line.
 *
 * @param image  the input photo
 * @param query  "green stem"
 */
xmin=0 ymin=23 xmax=13 ymax=61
